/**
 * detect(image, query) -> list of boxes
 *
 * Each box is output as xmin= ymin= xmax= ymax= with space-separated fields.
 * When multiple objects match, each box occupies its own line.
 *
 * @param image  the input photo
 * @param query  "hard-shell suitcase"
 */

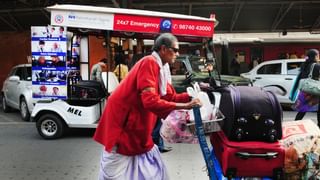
xmin=213 ymin=86 xmax=283 ymax=142
xmin=210 ymin=131 xmax=284 ymax=179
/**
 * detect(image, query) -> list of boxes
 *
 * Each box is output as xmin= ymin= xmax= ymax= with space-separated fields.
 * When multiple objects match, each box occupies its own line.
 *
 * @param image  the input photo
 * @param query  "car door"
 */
xmin=251 ymin=61 xmax=285 ymax=98
xmin=4 ymin=67 xmax=18 ymax=107
xmin=8 ymin=67 xmax=25 ymax=109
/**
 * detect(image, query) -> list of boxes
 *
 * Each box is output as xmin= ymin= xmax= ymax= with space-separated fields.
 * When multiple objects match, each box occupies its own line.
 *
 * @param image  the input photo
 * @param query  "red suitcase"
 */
xmin=210 ymin=131 xmax=284 ymax=179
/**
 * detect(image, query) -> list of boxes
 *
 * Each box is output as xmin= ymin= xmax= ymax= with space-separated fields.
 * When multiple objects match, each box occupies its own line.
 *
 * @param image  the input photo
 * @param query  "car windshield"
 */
xmin=25 ymin=66 xmax=32 ymax=81
xmin=172 ymin=55 xmax=210 ymax=75
xmin=27 ymin=67 xmax=32 ymax=79
xmin=188 ymin=56 xmax=208 ymax=73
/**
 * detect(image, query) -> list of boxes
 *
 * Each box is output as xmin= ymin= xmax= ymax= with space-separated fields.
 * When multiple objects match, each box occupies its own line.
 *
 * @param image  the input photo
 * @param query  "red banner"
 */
xmin=171 ymin=19 xmax=214 ymax=37
xmin=113 ymin=14 xmax=214 ymax=38
xmin=113 ymin=14 xmax=161 ymax=34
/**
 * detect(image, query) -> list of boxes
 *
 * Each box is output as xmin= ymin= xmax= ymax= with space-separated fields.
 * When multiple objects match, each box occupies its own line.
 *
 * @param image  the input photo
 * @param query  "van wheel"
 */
xmin=2 ymin=95 xmax=11 ymax=112
xmin=36 ymin=114 xmax=66 ymax=139
xmin=20 ymin=97 xmax=30 ymax=121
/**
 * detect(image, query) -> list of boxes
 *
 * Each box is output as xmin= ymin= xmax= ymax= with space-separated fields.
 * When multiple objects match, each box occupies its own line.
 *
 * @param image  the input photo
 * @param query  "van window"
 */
xmin=257 ymin=63 xmax=281 ymax=74
xmin=287 ymin=62 xmax=303 ymax=75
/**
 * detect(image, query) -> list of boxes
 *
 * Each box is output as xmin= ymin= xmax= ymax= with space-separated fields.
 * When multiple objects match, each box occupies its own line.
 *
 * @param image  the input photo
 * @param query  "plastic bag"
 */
xmin=160 ymin=83 xmax=225 ymax=144
xmin=160 ymin=110 xmax=198 ymax=144
xmin=187 ymin=82 xmax=214 ymax=121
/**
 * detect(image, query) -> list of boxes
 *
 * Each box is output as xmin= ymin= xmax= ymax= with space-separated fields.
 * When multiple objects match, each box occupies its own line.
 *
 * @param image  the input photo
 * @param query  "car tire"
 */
xmin=1 ymin=94 xmax=11 ymax=113
xmin=36 ymin=114 xmax=66 ymax=139
xmin=20 ymin=97 xmax=30 ymax=121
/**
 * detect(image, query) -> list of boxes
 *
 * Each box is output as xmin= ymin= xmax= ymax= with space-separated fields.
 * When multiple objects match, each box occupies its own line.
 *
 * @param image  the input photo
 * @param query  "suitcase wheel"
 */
xmin=226 ymin=168 xmax=236 ymax=180
xmin=273 ymin=168 xmax=283 ymax=180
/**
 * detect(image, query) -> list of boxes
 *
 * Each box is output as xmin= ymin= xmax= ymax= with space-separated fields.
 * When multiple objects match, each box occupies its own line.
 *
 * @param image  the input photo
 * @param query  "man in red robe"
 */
xmin=94 ymin=33 xmax=201 ymax=180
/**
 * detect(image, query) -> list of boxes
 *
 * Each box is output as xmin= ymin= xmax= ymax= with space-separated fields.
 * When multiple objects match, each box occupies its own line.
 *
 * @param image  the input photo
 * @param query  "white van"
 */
xmin=241 ymin=59 xmax=305 ymax=105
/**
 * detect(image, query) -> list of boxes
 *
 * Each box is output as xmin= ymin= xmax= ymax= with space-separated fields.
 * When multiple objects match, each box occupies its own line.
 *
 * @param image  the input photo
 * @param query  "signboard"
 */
xmin=113 ymin=14 xmax=214 ymax=37
xmin=31 ymin=26 xmax=68 ymax=99
xmin=51 ymin=10 xmax=114 ymax=30
xmin=49 ymin=5 xmax=214 ymax=38
xmin=67 ymin=35 xmax=81 ymax=71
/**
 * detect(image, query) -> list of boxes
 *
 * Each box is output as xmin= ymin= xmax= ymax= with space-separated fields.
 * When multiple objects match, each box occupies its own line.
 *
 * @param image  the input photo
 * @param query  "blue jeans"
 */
xmin=152 ymin=118 xmax=164 ymax=150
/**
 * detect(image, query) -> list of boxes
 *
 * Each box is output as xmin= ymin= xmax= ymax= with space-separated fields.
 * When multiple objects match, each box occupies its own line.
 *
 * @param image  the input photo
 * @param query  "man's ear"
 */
xmin=160 ymin=45 xmax=166 ymax=52
xmin=159 ymin=45 xmax=167 ymax=56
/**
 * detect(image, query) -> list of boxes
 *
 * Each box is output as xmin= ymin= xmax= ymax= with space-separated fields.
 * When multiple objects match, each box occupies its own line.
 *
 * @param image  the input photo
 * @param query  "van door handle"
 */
xmin=255 ymin=77 xmax=262 ymax=79
xmin=285 ymin=78 xmax=292 ymax=80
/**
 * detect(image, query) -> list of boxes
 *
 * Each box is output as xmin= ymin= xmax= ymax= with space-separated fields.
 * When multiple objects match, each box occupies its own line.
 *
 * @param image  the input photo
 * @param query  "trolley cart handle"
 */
xmin=236 ymin=152 xmax=278 ymax=159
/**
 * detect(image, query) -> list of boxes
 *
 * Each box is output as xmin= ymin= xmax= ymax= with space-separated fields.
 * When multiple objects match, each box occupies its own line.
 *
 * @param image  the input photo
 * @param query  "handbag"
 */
xmin=298 ymin=63 xmax=320 ymax=96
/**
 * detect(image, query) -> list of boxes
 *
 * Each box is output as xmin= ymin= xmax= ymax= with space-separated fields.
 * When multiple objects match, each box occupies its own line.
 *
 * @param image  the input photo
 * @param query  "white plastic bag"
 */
xmin=187 ymin=82 xmax=215 ymax=121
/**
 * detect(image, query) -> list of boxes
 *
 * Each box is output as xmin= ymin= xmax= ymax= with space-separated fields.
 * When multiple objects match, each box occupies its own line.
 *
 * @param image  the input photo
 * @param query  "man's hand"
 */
xmin=176 ymin=98 xmax=202 ymax=110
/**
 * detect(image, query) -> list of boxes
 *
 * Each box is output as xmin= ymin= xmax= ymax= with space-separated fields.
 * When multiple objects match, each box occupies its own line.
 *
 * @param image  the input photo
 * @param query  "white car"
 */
xmin=241 ymin=59 xmax=305 ymax=105
xmin=1 ymin=64 xmax=34 ymax=121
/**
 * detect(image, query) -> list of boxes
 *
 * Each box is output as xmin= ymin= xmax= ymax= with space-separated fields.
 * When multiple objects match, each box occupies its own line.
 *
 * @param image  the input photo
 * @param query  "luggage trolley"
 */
xmin=192 ymin=106 xmax=224 ymax=180
xmin=192 ymin=106 xmax=281 ymax=180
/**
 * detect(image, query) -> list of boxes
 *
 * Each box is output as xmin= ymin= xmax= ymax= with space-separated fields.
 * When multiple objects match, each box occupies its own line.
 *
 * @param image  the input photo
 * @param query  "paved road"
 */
xmin=0 ymin=105 xmax=317 ymax=180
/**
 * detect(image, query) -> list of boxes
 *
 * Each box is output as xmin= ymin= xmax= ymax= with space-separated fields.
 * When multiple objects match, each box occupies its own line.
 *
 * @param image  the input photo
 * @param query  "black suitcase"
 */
xmin=211 ymin=86 xmax=282 ymax=142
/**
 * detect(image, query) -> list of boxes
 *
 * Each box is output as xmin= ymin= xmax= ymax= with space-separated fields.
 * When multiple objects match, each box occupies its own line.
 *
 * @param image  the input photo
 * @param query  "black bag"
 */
xmin=72 ymin=80 xmax=106 ymax=100
xmin=210 ymin=86 xmax=282 ymax=142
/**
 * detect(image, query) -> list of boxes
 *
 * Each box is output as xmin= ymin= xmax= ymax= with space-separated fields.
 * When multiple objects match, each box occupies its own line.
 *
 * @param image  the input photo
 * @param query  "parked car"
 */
xmin=240 ymin=59 xmax=305 ymax=105
xmin=171 ymin=55 xmax=252 ymax=93
xmin=1 ymin=64 xmax=33 ymax=121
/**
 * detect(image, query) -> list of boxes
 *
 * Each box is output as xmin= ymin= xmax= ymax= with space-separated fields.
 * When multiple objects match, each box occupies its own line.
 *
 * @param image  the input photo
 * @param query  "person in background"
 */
xmin=290 ymin=52 xmax=298 ymax=59
xmin=253 ymin=57 xmax=261 ymax=68
xmin=129 ymin=45 xmax=145 ymax=70
xmin=230 ymin=53 xmax=241 ymax=76
xmin=250 ymin=56 xmax=261 ymax=70
xmin=113 ymin=50 xmax=129 ymax=82
xmin=289 ymin=49 xmax=320 ymax=126
xmin=93 ymin=33 xmax=201 ymax=180
xmin=90 ymin=58 xmax=107 ymax=85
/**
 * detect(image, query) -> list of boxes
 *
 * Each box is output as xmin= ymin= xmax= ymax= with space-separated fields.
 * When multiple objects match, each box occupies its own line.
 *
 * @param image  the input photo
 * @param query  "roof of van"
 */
xmin=46 ymin=4 xmax=216 ymax=22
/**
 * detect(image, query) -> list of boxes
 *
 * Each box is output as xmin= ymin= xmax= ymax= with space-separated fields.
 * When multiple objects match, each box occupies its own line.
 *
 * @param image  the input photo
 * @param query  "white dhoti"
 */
xmin=99 ymin=145 xmax=169 ymax=180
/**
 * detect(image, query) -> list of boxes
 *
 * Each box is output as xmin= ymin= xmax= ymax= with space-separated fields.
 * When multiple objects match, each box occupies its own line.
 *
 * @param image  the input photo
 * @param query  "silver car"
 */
xmin=241 ymin=59 xmax=305 ymax=106
xmin=1 ymin=64 xmax=33 ymax=121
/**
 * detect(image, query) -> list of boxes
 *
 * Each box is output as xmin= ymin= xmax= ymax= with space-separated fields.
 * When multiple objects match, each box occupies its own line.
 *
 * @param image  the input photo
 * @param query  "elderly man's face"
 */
xmin=161 ymin=41 xmax=179 ymax=64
